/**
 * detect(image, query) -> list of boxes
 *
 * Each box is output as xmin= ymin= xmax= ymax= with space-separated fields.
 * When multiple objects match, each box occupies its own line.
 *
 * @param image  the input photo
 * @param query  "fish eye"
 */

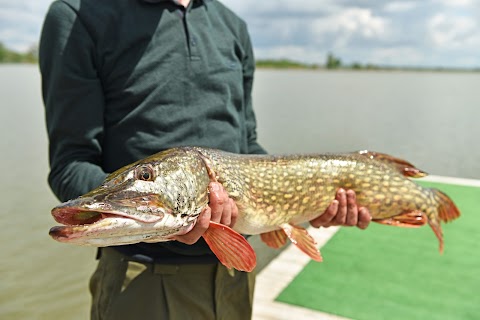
xmin=136 ymin=165 xmax=154 ymax=181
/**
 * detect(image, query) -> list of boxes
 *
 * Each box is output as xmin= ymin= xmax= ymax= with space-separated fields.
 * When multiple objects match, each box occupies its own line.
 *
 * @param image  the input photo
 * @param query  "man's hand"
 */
xmin=175 ymin=185 xmax=370 ymax=245
xmin=310 ymin=189 xmax=371 ymax=230
xmin=174 ymin=182 xmax=238 ymax=245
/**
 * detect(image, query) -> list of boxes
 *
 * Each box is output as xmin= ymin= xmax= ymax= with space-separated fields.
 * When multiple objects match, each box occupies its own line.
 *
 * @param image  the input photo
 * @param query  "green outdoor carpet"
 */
xmin=276 ymin=181 xmax=480 ymax=320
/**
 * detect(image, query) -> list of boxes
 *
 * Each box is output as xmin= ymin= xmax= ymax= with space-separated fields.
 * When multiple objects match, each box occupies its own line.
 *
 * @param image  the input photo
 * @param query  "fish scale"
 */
xmin=196 ymin=148 xmax=434 ymax=234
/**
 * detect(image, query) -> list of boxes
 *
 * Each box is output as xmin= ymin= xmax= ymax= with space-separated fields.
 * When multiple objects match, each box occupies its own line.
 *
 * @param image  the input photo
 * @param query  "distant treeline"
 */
xmin=255 ymin=59 xmax=319 ymax=69
xmin=1 ymin=44 xmax=478 ymax=72
xmin=0 ymin=42 xmax=38 ymax=63
xmin=257 ymin=53 xmax=480 ymax=73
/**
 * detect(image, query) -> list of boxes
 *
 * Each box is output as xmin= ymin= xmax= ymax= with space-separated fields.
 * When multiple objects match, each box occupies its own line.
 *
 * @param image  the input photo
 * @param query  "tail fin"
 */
xmin=427 ymin=189 xmax=461 ymax=254
xmin=432 ymin=189 xmax=461 ymax=223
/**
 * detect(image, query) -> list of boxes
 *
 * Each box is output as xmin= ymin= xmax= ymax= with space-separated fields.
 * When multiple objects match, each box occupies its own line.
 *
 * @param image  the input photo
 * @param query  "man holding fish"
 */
xmin=39 ymin=0 xmax=371 ymax=319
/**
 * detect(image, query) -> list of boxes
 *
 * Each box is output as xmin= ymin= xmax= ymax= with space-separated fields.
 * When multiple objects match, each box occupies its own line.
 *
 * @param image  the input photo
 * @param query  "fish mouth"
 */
xmin=51 ymin=195 xmax=168 ymax=225
xmin=49 ymin=206 xmax=155 ymax=240
xmin=51 ymin=206 xmax=108 ymax=226
xmin=48 ymin=200 xmax=193 ymax=246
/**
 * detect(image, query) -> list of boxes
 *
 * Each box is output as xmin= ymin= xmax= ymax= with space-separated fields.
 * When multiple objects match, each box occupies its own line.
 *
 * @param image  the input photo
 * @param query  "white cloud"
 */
xmin=383 ymin=1 xmax=417 ymax=13
xmin=222 ymin=0 xmax=339 ymax=16
xmin=428 ymin=13 xmax=479 ymax=48
xmin=311 ymin=8 xmax=389 ymax=48
xmin=1 ymin=0 xmax=479 ymax=67
xmin=0 ymin=0 xmax=53 ymax=51
xmin=369 ymin=47 xmax=424 ymax=65
xmin=310 ymin=8 xmax=388 ymax=36
xmin=433 ymin=0 xmax=473 ymax=7
xmin=336 ymin=8 xmax=388 ymax=38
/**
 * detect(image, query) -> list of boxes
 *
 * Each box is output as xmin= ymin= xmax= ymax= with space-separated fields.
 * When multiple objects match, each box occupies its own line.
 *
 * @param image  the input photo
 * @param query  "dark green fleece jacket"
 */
xmin=40 ymin=0 xmax=266 ymax=261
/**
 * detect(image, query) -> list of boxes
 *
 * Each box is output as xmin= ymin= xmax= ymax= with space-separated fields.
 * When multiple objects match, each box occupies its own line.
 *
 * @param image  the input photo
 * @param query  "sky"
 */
xmin=0 ymin=0 xmax=479 ymax=68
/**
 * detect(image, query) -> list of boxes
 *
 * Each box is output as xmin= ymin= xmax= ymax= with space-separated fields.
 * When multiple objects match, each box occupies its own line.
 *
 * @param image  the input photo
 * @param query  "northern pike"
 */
xmin=49 ymin=147 xmax=460 ymax=272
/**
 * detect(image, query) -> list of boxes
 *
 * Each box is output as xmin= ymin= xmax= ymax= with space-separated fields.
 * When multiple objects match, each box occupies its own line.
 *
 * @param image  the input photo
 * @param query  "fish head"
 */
xmin=49 ymin=148 xmax=211 ymax=246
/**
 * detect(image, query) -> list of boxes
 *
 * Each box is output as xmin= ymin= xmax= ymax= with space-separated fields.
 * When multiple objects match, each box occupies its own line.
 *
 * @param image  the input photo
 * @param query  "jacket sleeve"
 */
xmin=241 ymin=25 xmax=267 ymax=155
xmin=39 ymin=1 xmax=107 ymax=202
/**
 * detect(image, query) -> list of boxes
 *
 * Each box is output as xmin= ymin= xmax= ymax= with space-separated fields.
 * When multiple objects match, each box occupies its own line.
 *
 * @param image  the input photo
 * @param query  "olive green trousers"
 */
xmin=89 ymin=248 xmax=255 ymax=320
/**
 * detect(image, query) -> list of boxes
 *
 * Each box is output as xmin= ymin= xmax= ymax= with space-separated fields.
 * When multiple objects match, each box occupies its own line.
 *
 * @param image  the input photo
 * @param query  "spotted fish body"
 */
xmin=49 ymin=147 xmax=460 ymax=271
xmin=197 ymin=148 xmax=458 ymax=245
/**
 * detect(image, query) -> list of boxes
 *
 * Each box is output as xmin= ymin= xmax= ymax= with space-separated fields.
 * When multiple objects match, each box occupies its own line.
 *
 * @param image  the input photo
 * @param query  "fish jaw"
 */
xmin=49 ymin=205 xmax=197 ymax=247
xmin=49 ymin=190 xmax=197 ymax=247
xmin=51 ymin=193 xmax=170 ymax=226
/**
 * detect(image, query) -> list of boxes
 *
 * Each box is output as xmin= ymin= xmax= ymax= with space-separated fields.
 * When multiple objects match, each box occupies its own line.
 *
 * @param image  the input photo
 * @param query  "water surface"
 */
xmin=254 ymin=69 xmax=480 ymax=180
xmin=1 ymin=65 xmax=478 ymax=319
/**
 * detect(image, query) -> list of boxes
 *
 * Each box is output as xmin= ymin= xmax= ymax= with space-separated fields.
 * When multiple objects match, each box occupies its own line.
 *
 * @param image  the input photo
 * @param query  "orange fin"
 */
xmin=194 ymin=149 xmax=218 ymax=182
xmin=202 ymin=221 xmax=256 ymax=272
xmin=280 ymin=223 xmax=322 ymax=262
xmin=373 ymin=211 xmax=427 ymax=227
xmin=357 ymin=150 xmax=427 ymax=178
xmin=260 ymin=229 xmax=288 ymax=249
xmin=427 ymin=189 xmax=460 ymax=254
xmin=431 ymin=189 xmax=461 ymax=223
xmin=427 ymin=217 xmax=444 ymax=254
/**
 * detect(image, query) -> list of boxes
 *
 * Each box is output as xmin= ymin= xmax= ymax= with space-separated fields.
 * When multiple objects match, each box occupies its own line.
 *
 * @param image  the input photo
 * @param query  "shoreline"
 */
xmin=1 ymin=62 xmax=479 ymax=73
xmin=255 ymin=61 xmax=480 ymax=73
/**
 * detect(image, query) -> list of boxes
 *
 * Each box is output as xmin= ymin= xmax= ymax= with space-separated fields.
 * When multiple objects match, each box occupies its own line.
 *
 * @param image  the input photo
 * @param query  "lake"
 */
xmin=254 ymin=69 xmax=480 ymax=179
xmin=1 ymin=65 xmax=479 ymax=319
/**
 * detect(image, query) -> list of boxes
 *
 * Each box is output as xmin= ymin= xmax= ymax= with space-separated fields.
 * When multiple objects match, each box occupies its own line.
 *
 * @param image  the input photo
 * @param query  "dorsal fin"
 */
xmin=357 ymin=150 xmax=427 ymax=178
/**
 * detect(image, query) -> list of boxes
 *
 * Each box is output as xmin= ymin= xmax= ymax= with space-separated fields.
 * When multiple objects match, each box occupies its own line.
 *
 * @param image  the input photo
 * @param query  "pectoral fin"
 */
xmin=280 ymin=223 xmax=323 ymax=262
xmin=260 ymin=229 xmax=288 ymax=249
xmin=373 ymin=210 xmax=427 ymax=227
xmin=202 ymin=222 xmax=256 ymax=272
